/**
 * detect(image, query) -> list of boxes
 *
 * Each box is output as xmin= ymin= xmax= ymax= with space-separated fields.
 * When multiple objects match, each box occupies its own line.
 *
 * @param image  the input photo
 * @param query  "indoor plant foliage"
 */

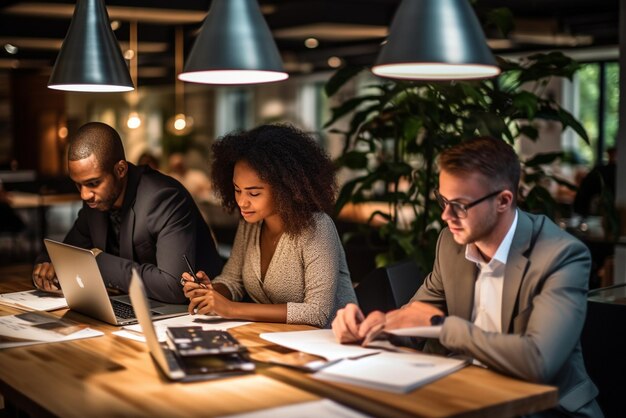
xmin=325 ymin=52 xmax=589 ymax=272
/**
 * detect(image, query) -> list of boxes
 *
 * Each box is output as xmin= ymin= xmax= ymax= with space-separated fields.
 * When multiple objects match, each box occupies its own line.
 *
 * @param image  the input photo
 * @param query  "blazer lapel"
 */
xmin=119 ymin=208 xmax=135 ymax=260
xmin=501 ymin=211 xmax=533 ymax=333
xmin=447 ymin=240 xmax=477 ymax=320
xmin=119 ymin=163 xmax=141 ymax=261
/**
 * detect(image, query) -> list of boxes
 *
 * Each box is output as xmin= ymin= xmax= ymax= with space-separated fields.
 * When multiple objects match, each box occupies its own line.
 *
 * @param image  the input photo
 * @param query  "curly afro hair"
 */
xmin=211 ymin=124 xmax=337 ymax=236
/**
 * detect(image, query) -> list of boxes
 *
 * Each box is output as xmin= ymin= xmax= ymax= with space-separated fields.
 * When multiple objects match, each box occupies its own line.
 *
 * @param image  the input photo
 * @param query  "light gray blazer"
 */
xmin=413 ymin=210 xmax=602 ymax=417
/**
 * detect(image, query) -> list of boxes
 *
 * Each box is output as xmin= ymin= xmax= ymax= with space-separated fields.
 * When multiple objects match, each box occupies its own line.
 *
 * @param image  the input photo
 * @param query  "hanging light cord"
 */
xmin=131 ymin=20 xmax=138 ymax=100
xmin=175 ymin=26 xmax=184 ymax=116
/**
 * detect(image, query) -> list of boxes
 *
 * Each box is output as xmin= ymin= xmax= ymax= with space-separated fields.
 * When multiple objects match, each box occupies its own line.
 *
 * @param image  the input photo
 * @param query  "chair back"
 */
xmin=355 ymin=260 xmax=423 ymax=316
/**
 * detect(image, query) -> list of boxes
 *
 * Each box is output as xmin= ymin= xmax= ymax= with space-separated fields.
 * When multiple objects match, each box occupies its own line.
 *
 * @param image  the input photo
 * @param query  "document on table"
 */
xmin=385 ymin=325 xmax=442 ymax=338
xmin=314 ymin=351 xmax=467 ymax=393
xmin=0 ymin=290 xmax=68 ymax=312
xmin=0 ymin=311 xmax=103 ymax=349
xmin=260 ymin=329 xmax=381 ymax=361
xmin=113 ymin=314 xmax=251 ymax=343
xmin=261 ymin=329 xmax=466 ymax=393
xmin=220 ymin=399 xmax=373 ymax=418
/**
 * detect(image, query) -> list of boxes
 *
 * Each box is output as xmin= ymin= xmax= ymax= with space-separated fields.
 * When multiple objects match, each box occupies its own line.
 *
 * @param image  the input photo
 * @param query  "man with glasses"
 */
xmin=332 ymin=137 xmax=602 ymax=417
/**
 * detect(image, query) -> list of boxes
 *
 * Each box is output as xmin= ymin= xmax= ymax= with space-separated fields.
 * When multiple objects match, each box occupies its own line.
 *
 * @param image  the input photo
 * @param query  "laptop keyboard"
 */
xmin=111 ymin=299 xmax=139 ymax=319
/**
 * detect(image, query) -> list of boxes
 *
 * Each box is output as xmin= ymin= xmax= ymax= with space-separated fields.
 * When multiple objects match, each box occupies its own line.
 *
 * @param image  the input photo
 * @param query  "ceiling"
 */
xmin=0 ymin=0 xmax=620 ymax=87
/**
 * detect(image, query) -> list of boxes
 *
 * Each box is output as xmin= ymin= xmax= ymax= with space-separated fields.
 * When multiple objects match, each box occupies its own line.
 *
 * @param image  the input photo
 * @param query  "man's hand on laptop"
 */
xmin=32 ymin=262 xmax=63 ymax=295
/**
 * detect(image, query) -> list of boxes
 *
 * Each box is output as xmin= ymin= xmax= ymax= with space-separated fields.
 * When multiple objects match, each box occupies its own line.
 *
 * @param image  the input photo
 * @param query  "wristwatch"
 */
xmin=430 ymin=315 xmax=446 ymax=326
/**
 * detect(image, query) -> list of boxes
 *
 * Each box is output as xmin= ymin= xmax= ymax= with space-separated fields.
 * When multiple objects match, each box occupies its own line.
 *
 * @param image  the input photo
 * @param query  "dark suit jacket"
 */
xmin=38 ymin=164 xmax=222 ymax=303
xmin=413 ymin=210 xmax=602 ymax=417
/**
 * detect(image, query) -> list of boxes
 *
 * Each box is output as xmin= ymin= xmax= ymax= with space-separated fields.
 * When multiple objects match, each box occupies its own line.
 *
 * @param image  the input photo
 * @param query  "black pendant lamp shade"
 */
xmin=373 ymin=0 xmax=500 ymax=80
xmin=48 ymin=0 xmax=134 ymax=92
xmin=179 ymin=0 xmax=288 ymax=85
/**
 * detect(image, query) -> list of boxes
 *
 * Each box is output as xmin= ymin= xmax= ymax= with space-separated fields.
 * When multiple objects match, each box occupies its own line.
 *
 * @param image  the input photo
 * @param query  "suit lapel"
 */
xmin=119 ymin=163 xmax=141 ymax=261
xmin=447 ymin=239 xmax=477 ymax=320
xmin=501 ymin=211 xmax=533 ymax=333
xmin=119 ymin=208 xmax=135 ymax=260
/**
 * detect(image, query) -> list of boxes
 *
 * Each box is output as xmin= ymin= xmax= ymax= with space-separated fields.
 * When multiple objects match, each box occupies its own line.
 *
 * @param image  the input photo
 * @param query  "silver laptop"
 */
xmin=44 ymin=239 xmax=188 ymax=326
xmin=129 ymin=270 xmax=255 ymax=381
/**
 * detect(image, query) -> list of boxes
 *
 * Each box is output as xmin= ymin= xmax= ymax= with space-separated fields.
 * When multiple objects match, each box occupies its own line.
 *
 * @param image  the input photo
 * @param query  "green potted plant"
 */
xmin=325 ymin=51 xmax=590 ymax=274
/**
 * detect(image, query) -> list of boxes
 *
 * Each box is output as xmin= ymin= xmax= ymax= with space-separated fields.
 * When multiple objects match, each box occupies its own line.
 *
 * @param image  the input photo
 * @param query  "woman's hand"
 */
xmin=183 ymin=280 xmax=233 ymax=318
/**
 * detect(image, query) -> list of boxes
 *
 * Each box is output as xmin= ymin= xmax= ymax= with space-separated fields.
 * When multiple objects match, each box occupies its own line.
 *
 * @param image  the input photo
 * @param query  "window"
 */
xmin=576 ymin=61 xmax=619 ymax=166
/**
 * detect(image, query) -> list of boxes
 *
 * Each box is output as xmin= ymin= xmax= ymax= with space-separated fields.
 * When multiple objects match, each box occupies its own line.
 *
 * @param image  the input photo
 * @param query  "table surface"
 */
xmin=0 ymin=265 xmax=558 ymax=418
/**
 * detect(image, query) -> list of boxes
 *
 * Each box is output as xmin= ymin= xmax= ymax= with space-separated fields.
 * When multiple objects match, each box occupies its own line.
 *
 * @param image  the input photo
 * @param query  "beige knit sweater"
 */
xmin=212 ymin=212 xmax=356 ymax=328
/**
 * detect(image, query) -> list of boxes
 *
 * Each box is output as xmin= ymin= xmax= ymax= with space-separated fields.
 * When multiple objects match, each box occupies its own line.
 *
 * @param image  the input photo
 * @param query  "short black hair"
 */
xmin=438 ymin=136 xmax=520 ymax=203
xmin=211 ymin=124 xmax=337 ymax=236
xmin=68 ymin=122 xmax=125 ymax=172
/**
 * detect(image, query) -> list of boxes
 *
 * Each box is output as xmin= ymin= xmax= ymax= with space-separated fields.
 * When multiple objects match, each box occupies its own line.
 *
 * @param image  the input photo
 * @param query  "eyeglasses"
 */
xmin=434 ymin=188 xmax=503 ymax=219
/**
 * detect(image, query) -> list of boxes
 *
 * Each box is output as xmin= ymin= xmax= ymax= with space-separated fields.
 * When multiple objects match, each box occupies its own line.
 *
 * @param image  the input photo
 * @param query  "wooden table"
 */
xmin=0 ymin=266 xmax=558 ymax=418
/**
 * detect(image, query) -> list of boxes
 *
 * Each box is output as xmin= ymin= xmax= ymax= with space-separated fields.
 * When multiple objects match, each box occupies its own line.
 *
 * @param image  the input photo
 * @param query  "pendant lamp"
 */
xmin=179 ymin=0 xmax=288 ymax=85
xmin=372 ymin=0 xmax=500 ymax=80
xmin=48 ymin=0 xmax=134 ymax=92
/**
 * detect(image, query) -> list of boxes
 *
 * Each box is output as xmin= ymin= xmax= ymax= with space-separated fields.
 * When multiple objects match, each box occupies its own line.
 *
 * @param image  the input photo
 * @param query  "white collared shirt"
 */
xmin=466 ymin=210 xmax=518 ymax=333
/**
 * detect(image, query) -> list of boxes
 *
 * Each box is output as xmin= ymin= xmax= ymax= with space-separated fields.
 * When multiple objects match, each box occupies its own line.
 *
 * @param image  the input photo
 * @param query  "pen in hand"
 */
xmin=181 ymin=254 xmax=208 ymax=289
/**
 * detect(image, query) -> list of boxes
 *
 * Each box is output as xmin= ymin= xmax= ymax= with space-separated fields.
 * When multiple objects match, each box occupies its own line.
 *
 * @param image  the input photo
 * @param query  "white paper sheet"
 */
xmin=0 ymin=290 xmax=68 ymax=312
xmin=220 ymin=399 xmax=372 ymax=418
xmin=114 ymin=314 xmax=250 ymax=343
xmin=314 ymin=351 xmax=467 ymax=393
xmin=0 ymin=311 xmax=103 ymax=349
xmin=260 ymin=329 xmax=381 ymax=361
xmin=385 ymin=325 xmax=442 ymax=339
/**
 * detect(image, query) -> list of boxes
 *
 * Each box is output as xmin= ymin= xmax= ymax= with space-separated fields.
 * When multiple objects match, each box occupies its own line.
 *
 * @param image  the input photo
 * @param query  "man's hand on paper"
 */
xmin=385 ymin=301 xmax=444 ymax=329
xmin=332 ymin=303 xmax=386 ymax=345
xmin=32 ymin=262 xmax=63 ymax=295
xmin=331 ymin=303 xmax=365 ymax=343
xmin=332 ymin=301 xmax=445 ymax=346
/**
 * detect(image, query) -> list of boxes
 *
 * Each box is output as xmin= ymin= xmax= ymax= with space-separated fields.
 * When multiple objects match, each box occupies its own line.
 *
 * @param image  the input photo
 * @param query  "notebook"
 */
xmin=128 ymin=269 xmax=255 ymax=381
xmin=44 ymin=239 xmax=188 ymax=326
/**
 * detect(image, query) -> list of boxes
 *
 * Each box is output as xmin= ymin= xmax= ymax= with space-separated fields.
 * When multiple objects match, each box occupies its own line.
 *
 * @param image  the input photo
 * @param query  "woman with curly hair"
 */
xmin=181 ymin=124 xmax=356 ymax=328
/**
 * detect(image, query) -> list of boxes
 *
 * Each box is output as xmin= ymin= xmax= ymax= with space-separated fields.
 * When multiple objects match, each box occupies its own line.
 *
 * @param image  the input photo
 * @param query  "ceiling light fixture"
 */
xmin=372 ymin=0 xmax=500 ymax=80
xmin=179 ymin=0 xmax=288 ymax=85
xmin=4 ymin=44 xmax=18 ymax=55
xmin=304 ymin=38 xmax=319 ymax=49
xmin=48 ymin=0 xmax=134 ymax=92
xmin=328 ymin=56 xmax=342 ymax=68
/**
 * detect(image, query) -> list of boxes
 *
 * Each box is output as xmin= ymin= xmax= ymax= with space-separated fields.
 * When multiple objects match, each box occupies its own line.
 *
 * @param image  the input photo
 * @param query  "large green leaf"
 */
xmin=325 ymin=65 xmax=366 ymax=97
xmin=524 ymin=152 xmax=562 ymax=167
xmin=337 ymin=150 xmax=369 ymax=169
xmin=558 ymin=107 xmax=590 ymax=144
xmin=324 ymin=95 xmax=380 ymax=128
xmin=513 ymin=91 xmax=539 ymax=119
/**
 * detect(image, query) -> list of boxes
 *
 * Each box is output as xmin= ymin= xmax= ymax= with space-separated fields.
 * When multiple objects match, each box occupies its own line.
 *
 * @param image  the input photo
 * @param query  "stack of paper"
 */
xmin=315 ymin=351 xmax=466 ymax=393
xmin=0 ymin=311 xmax=102 ymax=349
xmin=260 ymin=329 xmax=466 ymax=393
xmin=0 ymin=290 xmax=68 ymax=311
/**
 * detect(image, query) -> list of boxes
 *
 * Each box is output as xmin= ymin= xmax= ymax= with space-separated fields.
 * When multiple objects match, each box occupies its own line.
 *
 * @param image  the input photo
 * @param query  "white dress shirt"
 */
xmin=466 ymin=210 xmax=518 ymax=333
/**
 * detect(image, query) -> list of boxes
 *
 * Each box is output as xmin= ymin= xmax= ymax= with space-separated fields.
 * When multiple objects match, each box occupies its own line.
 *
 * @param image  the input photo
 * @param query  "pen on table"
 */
xmin=182 ymin=254 xmax=207 ymax=289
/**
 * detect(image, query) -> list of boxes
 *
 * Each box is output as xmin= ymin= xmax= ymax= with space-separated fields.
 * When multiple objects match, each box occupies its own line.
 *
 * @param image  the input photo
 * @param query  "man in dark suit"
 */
xmin=33 ymin=122 xmax=222 ymax=303
xmin=332 ymin=137 xmax=602 ymax=417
